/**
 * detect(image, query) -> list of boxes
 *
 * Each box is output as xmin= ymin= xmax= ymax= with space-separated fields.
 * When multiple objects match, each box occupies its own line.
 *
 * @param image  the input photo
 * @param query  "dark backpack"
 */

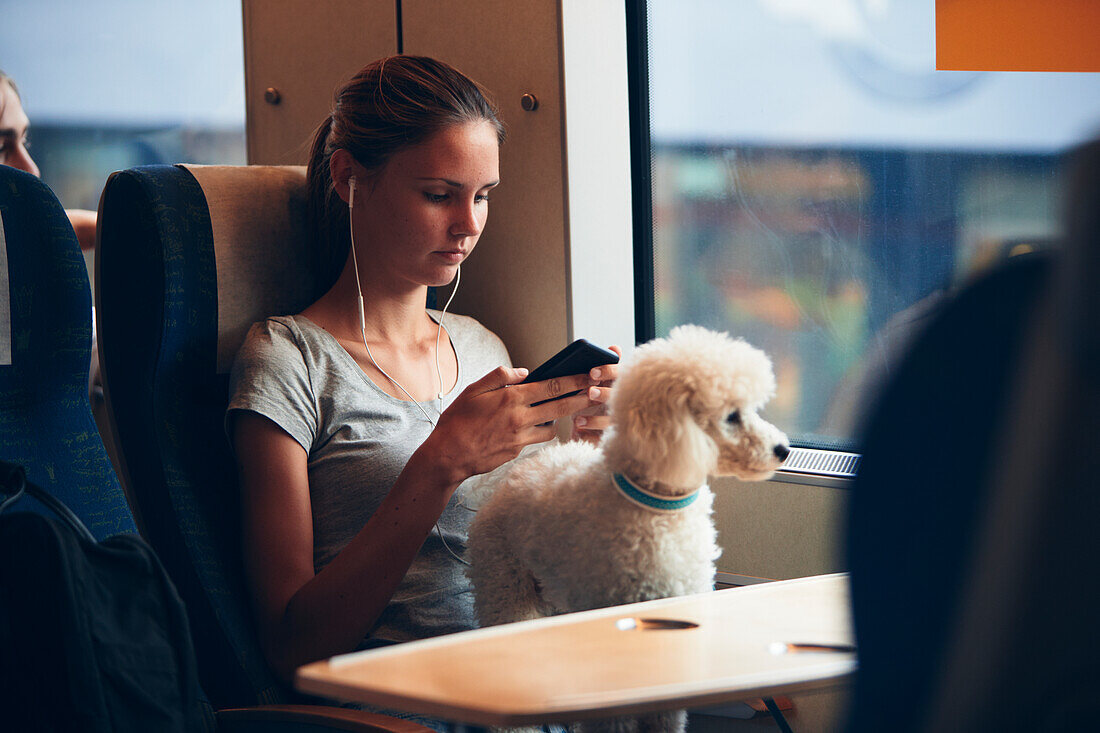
xmin=0 ymin=462 xmax=209 ymax=732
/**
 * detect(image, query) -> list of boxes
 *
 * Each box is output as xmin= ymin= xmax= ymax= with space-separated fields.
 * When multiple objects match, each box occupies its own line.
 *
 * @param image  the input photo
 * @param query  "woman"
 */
xmin=227 ymin=55 xmax=618 ymax=706
xmin=0 ymin=69 xmax=98 ymax=251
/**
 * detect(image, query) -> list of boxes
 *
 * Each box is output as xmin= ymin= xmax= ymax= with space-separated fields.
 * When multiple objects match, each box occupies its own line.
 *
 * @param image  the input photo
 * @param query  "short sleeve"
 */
xmin=226 ymin=318 xmax=318 ymax=454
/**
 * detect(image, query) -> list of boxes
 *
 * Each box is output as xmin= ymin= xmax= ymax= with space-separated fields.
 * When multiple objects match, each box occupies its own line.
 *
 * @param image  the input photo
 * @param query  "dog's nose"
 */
xmin=774 ymin=444 xmax=790 ymax=462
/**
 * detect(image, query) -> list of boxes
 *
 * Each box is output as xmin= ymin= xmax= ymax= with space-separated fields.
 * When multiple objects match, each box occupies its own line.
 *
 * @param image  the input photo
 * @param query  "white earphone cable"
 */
xmin=435 ymin=263 xmax=460 ymax=408
xmin=348 ymin=177 xmax=469 ymax=565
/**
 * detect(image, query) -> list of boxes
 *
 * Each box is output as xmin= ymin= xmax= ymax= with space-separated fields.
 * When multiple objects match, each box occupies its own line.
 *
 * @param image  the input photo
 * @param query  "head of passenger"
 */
xmin=0 ymin=70 xmax=39 ymax=178
xmin=306 ymin=55 xmax=505 ymax=296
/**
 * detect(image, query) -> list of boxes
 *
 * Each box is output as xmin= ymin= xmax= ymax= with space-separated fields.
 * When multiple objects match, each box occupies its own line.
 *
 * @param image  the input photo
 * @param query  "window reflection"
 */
xmin=647 ymin=0 xmax=1099 ymax=447
xmin=1 ymin=0 xmax=246 ymax=292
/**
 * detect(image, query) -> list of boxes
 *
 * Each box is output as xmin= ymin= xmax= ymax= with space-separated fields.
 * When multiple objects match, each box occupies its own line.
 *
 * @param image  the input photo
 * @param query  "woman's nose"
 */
xmin=10 ymin=143 xmax=39 ymax=178
xmin=451 ymin=200 xmax=484 ymax=237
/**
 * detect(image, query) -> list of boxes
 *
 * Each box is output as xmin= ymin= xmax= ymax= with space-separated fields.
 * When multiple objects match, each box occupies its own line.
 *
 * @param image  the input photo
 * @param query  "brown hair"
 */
xmin=0 ymin=69 xmax=20 ymax=117
xmin=0 ymin=69 xmax=17 ymax=96
xmin=307 ymin=55 xmax=505 ymax=295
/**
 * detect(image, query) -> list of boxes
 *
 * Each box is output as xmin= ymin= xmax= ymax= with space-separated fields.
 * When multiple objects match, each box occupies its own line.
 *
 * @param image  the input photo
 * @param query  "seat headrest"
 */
xmin=1 ymin=191 xmax=11 ymax=367
xmin=180 ymin=165 xmax=316 ymax=373
xmin=0 ymin=165 xmax=90 ymax=387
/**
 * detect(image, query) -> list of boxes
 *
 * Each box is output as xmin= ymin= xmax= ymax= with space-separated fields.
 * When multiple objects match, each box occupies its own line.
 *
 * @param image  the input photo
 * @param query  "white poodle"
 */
xmin=465 ymin=325 xmax=790 ymax=733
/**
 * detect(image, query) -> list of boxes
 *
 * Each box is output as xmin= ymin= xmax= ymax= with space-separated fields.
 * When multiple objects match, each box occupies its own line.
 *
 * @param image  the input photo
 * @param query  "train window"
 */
xmin=630 ymin=0 xmax=1100 ymax=454
xmin=1 ymin=0 xmax=246 ymax=288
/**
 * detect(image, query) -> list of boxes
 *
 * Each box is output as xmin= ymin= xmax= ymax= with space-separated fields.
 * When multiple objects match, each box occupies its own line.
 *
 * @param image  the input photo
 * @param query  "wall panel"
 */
xmin=402 ymin=0 xmax=570 ymax=368
xmin=243 ymin=0 xmax=397 ymax=164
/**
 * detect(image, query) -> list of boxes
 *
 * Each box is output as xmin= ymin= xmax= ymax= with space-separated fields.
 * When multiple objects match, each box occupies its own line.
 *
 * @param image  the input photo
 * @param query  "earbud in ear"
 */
xmin=348 ymin=176 xmax=357 ymax=209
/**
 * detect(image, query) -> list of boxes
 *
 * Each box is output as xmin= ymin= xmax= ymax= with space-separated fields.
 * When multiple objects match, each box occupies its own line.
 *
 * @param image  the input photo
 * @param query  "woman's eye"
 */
xmin=725 ymin=410 xmax=741 ymax=426
xmin=423 ymin=192 xmax=448 ymax=203
xmin=475 ymin=194 xmax=490 ymax=204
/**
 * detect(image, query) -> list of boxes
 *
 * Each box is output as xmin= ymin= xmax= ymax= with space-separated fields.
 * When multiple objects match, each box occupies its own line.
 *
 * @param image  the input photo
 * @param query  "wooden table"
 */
xmin=296 ymin=573 xmax=855 ymax=727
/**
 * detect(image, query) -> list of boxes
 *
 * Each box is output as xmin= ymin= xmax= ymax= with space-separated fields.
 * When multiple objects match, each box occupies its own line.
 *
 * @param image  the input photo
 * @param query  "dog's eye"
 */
xmin=725 ymin=410 xmax=741 ymax=426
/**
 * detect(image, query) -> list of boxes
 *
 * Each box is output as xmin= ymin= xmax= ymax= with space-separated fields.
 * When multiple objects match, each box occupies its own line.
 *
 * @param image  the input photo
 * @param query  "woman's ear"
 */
xmin=329 ymin=149 xmax=358 ymax=206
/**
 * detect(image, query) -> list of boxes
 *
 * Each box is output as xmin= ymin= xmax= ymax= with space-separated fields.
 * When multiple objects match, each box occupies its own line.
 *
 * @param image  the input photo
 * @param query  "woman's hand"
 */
xmin=571 ymin=345 xmax=622 ymax=444
xmin=421 ymin=365 xmax=597 ymax=485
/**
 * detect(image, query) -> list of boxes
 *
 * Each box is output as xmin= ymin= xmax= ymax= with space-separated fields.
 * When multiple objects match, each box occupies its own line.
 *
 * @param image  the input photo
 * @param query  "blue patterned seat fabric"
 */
xmin=97 ymin=164 xmax=311 ymax=711
xmin=0 ymin=165 xmax=135 ymax=539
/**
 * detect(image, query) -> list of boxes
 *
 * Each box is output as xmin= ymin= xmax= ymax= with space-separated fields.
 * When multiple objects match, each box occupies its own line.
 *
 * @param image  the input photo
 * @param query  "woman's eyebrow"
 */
xmin=0 ymin=120 xmax=29 ymax=141
xmin=416 ymin=177 xmax=500 ymax=189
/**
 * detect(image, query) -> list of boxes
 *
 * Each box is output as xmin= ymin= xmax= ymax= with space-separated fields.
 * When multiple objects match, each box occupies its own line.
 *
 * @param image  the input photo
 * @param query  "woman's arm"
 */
xmin=235 ymin=410 xmax=460 ymax=681
xmin=235 ymin=366 xmax=596 ymax=681
xmin=66 ymin=208 xmax=97 ymax=252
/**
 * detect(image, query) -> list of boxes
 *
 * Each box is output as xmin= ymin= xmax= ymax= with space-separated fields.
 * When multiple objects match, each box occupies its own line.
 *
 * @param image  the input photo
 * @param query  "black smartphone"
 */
xmin=522 ymin=339 xmax=619 ymax=405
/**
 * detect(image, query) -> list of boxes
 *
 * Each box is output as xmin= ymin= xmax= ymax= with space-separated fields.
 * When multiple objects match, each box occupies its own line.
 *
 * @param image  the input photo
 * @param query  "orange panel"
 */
xmin=936 ymin=0 xmax=1100 ymax=72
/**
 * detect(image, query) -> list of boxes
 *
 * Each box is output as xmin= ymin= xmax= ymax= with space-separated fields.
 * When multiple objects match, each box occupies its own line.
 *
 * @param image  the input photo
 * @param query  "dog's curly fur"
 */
xmin=465 ymin=326 xmax=789 ymax=733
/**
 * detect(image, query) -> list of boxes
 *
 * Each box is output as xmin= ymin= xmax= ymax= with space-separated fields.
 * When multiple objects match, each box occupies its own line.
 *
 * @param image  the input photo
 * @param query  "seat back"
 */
xmin=917 ymin=139 xmax=1100 ymax=730
xmin=845 ymin=139 xmax=1100 ymax=731
xmin=96 ymin=164 xmax=321 ymax=709
xmin=0 ymin=165 xmax=134 ymax=539
xmin=844 ymin=250 xmax=1052 ymax=733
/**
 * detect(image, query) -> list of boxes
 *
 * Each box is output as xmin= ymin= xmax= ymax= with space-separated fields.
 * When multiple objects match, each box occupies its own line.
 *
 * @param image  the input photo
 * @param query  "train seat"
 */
xmin=96 ymin=163 xmax=432 ymax=732
xmin=845 ymin=139 xmax=1100 ymax=731
xmin=0 ymin=164 xmax=135 ymax=539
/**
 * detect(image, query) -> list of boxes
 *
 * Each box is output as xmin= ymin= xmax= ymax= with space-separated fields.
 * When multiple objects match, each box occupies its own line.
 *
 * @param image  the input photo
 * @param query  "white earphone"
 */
xmin=346 ymin=174 xmax=458 ymax=412
xmin=346 ymin=173 xmax=468 ymax=564
xmin=348 ymin=177 xmax=367 ymax=336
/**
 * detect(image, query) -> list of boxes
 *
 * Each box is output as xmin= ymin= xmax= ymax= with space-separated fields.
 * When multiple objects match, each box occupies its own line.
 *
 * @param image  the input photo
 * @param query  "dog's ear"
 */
xmin=618 ymin=384 xmax=718 ymax=488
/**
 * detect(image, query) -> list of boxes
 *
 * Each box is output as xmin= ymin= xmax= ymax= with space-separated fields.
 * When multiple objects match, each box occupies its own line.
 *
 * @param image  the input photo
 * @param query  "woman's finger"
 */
xmin=588 ymin=346 xmax=621 ymax=385
xmin=588 ymin=386 xmax=610 ymax=403
xmin=527 ymin=373 xmax=592 ymax=404
xmin=527 ymin=389 xmax=594 ymax=427
xmin=521 ymin=421 xmax=559 ymax=446
xmin=574 ymin=414 xmax=611 ymax=432
xmin=466 ymin=365 xmax=529 ymax=396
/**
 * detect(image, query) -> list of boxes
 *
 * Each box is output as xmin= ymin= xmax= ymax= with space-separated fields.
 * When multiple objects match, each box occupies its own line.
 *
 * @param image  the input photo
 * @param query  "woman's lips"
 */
xmin=435 ymin=250 xmax=467 ymax=264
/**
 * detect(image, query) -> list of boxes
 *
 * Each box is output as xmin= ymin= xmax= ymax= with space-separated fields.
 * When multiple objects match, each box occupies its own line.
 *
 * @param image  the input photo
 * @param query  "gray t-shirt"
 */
xmin=226 ymin=312 xmax=511 ymax=645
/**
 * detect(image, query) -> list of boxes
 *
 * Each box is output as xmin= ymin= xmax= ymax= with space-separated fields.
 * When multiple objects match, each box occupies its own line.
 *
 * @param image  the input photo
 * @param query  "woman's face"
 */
xmin=354 ymin=119 xmax=500 ymax=290
xmin=0 ymin=81 xmax=39 ymax=177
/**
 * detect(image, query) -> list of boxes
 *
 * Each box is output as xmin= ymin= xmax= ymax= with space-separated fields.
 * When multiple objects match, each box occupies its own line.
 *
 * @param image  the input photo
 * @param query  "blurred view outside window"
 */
xmin=645 ymin=0 xmax=1100 ymax=449
xmin=1 ymin=0 xmax=246 ymax=291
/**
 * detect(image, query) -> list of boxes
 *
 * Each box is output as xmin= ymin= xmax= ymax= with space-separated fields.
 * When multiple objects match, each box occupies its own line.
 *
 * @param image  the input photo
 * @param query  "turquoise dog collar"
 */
xmin=612 ymin=473 xmax=701 ymax=513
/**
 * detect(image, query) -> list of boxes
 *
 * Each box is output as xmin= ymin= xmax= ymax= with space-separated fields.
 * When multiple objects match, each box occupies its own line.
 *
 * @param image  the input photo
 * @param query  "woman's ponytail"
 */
xmin=306 ymin=114 xmax=350 ymax=299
